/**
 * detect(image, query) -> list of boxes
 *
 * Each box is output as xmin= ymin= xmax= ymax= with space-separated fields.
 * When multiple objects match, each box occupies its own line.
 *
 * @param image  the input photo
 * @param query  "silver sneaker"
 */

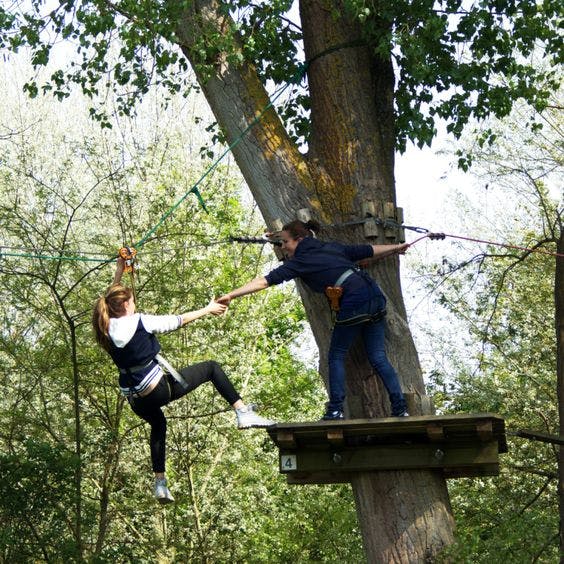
xmin=154 ymin=478 xmax=175 ymax=505
xmin=236 ymin=404 xmax=276 ymax=429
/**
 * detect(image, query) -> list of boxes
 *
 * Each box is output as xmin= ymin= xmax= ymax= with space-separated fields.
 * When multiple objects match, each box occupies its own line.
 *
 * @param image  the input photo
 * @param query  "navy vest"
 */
xmin=108 ymin=318 xmax=161 ymax=387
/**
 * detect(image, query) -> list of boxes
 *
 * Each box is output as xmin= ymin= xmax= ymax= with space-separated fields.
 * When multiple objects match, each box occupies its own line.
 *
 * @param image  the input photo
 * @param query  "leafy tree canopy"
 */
xmin=409 ymin=94 xmax=562 ymax=560
xmin=0 ymin=0 xmax=561 ymax=148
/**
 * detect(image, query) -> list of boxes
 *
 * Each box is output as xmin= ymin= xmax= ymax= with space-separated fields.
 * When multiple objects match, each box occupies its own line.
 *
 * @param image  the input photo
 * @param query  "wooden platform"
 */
xmin=266 ymin=413 xmax=507 ymax=484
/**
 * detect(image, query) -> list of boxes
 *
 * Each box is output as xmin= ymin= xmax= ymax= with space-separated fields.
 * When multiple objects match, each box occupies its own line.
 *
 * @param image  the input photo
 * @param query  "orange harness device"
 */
xmin=118 ymin=246 xmax=137 ymax=273
xmin=325 ymin=286 xmax=343 ymax=311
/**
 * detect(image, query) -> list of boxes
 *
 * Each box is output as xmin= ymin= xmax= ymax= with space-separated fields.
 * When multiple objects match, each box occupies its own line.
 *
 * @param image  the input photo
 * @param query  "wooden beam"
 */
xmin=284 ymin=463 xmax=501 ymax=484
xmin=327 ymin=429 xmax=345 ymax=446
xmin=513 ymin=429 xmax=564 ymax=446
xmin=279 ymin=442 xmax=500 ymax=475
xmin=476 ymin=420 xmax=493 ymax=441
xmin=426 ymin=423 xmax=445 ymax=442
xmin=276 ymin=431 xmax=296 ymax=449
xmin=287 ymin=471 xmax=352 ymax=485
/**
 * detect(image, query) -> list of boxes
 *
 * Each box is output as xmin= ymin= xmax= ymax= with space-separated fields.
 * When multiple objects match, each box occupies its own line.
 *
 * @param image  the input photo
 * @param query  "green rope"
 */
xmin=0 ymin=251 xmax=113 ymax=263
xmin=134 ymin=63 xmax=308 ymax=248
xmin=3 ymin=64 xmax=309 ymax=264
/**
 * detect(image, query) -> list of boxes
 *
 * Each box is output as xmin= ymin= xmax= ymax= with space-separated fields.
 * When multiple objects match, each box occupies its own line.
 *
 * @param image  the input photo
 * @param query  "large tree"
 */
xmin=1 ymin=0 xmax=561 ymax=560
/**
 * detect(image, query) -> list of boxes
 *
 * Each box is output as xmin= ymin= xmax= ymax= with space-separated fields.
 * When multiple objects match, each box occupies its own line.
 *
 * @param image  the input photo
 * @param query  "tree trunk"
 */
xmin=555 ymin=226 xmax=564 ymax=560
xmin=177 ymin=1 xmax=455 ymax=560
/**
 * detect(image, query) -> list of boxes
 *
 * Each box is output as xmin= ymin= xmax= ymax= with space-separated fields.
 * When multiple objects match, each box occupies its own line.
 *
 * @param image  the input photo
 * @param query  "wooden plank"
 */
xmin=284 ymin=463 xmax=500 ymax=484
xmin=278 ymin=442 xmax=500 ymax=474
xmin=271 ymin=412 xmax=503 ymax=428
xmin=268 ymin=414 xmax=505 ymax=442
xmin=443 ymin=464 xmax=499 ymax=479
xmin=276 ymin=431 xmax=296 ymax=449
xmin=287 ymin=472 xmax=352 ymax=485
xmin=426 ymin=423 xmax=445 ymax=442
xmin=476 ymin=420 xmax=493 ymax=441
xmin=326 ymin=429 xmax=345 ymax=446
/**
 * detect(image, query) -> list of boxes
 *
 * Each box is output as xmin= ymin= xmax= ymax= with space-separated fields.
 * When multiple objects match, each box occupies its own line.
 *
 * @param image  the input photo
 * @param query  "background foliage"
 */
xmin=0 ymin=58 xmax=363 ymax=562
xmin=412 ymin=94 xmax=562 ymax=562
xmin=0 ymin=1 xmax=560 ymax=149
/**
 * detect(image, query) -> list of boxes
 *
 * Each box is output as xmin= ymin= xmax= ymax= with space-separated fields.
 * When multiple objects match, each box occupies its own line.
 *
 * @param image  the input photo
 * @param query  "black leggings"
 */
xmin=128 ymin=361 xmax=241 ymax=473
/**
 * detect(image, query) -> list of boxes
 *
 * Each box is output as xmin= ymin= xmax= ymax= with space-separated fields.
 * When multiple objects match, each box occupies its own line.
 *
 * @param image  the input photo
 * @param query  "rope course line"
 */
xmin=0 ymin=238 xmax=247 ymax=263
xmin=0 ymin=250 xmax=114 ymax=263
xmin=133 ymin=62 xmax=309 ymax=250
xmin=407 ymin=230 xmax=564 ymax=258
xmin=2 ymin=216 xmax=562 ymax=263
xmin=321 ymin=216 xmax=564 ymax=258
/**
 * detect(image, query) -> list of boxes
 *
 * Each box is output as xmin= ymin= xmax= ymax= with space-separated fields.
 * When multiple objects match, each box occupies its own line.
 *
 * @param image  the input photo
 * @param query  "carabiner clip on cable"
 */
xmin=118 ymin=246 xmax=137 ymax=273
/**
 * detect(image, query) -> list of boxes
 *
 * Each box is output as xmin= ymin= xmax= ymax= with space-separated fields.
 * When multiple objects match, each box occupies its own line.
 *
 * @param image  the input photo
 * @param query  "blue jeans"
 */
xmin=327 ymin=286 xmax=407 ymax=416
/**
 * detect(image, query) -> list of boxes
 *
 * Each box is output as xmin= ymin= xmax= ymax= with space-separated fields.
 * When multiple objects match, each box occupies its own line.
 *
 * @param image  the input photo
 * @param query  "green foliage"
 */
xmin=414 ymin=100 xmax=562 ymax=561
xmin=0 ymin=60 xmax=362 ymax=562
xmin=425 ymin=245 xmax=560 ymax=562
xmin=346 ymin=0 xmax=562 ymax=149
xmin=0 ymin=1 xmax=560 ymax=149
xmin=0 ymin=440 xmax=79 ymax=562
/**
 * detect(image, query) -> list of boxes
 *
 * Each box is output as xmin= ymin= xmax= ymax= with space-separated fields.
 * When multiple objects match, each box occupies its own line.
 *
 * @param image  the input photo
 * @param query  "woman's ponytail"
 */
xmin=282 ymin=219 xmax=321 ymax=239
xmin=304 ymin=219 xmax=320 ymax=237
xmin=92 ymin=284 xmax=133 ymax=351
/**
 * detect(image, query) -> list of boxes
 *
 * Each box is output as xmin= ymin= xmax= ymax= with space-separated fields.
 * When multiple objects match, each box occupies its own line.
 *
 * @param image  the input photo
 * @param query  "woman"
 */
xmin=93 ymin=258 xmax=274 ymax=504
xmin=218 ymin=219 xmax=410 ymax=420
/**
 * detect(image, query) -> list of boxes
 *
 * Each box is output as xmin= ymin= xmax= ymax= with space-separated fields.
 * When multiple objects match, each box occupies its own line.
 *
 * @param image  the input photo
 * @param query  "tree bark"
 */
xmin=555 ymin=226 xmax=564 ymax=560
xmin=177 ymin=1 xmax=455 ymax=560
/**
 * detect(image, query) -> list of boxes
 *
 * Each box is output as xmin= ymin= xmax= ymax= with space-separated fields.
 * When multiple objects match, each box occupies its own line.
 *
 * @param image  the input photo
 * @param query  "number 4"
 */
xmin=281 ymin=454 xmax=297 ymax=471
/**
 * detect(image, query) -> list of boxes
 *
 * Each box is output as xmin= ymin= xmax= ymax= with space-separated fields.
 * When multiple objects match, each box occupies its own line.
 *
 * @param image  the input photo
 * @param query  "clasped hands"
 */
xmin=207 ymin=293 xmax=232 ymax=316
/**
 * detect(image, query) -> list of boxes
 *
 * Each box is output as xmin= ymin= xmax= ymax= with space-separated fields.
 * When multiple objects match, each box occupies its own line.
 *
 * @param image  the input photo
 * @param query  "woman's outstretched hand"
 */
xmin=216 ymin=294 xmax=232 ymax=306
xmin=206 ymin=298 xmax=228 ymax=316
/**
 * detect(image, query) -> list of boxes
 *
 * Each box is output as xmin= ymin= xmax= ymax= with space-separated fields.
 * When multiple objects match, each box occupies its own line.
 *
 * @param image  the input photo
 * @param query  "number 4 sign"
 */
xmin=280 ymin=454 xmax=297 ymax=471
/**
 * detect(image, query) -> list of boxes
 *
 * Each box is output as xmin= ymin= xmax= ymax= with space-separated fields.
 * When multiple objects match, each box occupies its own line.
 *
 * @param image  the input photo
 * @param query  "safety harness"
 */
xmin=155 ymin=353 xmax=189 ymax=390
xmin=116 ymin=246 xmax=189 ymax=394
xmin=325 ymin=266 xmax=387 ymax=326
xmin=324 ymin=268 xmax=356 ymax=311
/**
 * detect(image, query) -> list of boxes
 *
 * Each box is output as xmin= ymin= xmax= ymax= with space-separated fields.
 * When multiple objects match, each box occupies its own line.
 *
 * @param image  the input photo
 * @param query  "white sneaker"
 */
xmin=154 ymin=478 xmax=175 ymax=505
xmin=236 ymin=404 xmax=276 ymax=429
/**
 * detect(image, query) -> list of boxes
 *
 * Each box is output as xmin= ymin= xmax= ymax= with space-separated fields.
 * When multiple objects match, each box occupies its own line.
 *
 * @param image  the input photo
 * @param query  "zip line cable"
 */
xmin=0 ymin=250 xmax=114 ymax=263
xmin=3 ymin=219 xmax=562 ymax=264
xmin=407 ymin=231 xmax=564 ymax=258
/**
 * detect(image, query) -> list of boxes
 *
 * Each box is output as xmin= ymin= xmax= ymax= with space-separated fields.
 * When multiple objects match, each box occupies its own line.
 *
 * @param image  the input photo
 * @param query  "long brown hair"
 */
xmin=92 ymin=284 xmax=133 ymax=351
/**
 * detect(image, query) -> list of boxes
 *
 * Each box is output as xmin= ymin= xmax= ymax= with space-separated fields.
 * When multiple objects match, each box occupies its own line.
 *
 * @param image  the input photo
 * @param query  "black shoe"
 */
xmin=393 ymin=410 xmax=409 ymax=417
xmin=321 ymin=409 xmax=344 ymax=421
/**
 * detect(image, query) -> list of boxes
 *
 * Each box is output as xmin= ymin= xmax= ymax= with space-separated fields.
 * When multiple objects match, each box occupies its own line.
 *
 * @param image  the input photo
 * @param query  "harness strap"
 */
xmin=155 ymin=353 xmax=189 ymax=390
xmin=325 ymin=268 xmax=359 ymax=312
xmin=334 ymin=268 xmax=356 ymax=287
xmin=119 ymin=359 xmax=155 ymax=375
xmin=334 ymin=309 xmax=387 ymax=326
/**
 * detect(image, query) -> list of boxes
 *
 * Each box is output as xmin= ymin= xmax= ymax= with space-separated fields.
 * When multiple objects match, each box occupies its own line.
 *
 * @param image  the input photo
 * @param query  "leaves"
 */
xmin=413 ymin=94 xmax=562 ymax=561
xmin=2 ymin=1 xmax=559 ymax=148
xmin=0 ymin=55 xmax=362 ymax=561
